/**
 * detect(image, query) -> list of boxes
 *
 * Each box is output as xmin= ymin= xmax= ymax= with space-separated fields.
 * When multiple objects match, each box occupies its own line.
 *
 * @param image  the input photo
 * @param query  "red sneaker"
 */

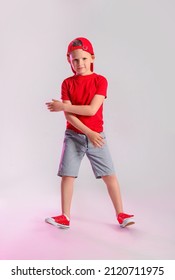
xmin=45 ymin=214 xmax=70 ymax=229
xmin=117 ymin=213 xmax=135 ymax=228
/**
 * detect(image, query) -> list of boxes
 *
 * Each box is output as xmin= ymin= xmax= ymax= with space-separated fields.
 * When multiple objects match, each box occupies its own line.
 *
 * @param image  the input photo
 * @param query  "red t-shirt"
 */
xmin=61 ymin=73 xmax=108 ymax=133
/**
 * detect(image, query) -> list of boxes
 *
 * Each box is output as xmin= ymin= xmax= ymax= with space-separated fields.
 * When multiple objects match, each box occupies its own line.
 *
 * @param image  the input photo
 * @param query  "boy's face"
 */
xmin=68 ymin=49 xmax=95 ymax=76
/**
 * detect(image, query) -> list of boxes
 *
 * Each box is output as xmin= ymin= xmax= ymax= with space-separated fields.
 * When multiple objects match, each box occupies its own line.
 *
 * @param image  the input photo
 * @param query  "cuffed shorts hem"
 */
xmin=57 ymin=173 xmax=78 ymax=178
xmin=95 ymin=172 xmax=116 ymax=179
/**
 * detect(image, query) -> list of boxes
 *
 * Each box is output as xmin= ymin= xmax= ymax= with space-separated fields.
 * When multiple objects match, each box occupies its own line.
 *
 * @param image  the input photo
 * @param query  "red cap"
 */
xmin=67 ymin=37 xmax=94 ymax=73
xmin=67 ymin=37 xmax=94 ymax=56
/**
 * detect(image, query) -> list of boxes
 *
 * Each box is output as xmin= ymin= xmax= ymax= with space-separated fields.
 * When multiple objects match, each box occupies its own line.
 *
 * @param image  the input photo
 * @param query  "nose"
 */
xmin=77 ymin=59 xmax=82 ymax=66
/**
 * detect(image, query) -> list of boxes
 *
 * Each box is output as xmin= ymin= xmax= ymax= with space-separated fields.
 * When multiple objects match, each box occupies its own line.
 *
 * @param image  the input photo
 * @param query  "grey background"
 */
xmin=0 ymin=0 xmax=175 ymax=259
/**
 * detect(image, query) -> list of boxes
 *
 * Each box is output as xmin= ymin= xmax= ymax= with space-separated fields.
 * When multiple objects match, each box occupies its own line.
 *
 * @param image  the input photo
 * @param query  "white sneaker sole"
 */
xmin=120 ymin=218 xmax=135 ymax=228
xmin=45 ymin=217 xmax=70 ymax=229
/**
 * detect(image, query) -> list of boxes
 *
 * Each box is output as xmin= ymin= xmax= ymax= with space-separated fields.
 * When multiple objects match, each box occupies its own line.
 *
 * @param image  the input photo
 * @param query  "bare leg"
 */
xmin=102 ymin=175 xmax=123 ymax=215
xmin=61 ymin=176 xmax=75 ymax=219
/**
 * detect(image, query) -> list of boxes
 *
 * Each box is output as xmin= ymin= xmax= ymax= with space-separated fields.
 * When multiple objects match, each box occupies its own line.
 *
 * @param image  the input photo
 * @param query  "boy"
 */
xmin=45 ymin=37 xmax=134 ymax=229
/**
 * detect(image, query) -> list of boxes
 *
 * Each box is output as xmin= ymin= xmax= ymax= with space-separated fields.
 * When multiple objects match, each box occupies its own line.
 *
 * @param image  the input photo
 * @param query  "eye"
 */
xmin=83 ymin=57 xmax=87 ymax=60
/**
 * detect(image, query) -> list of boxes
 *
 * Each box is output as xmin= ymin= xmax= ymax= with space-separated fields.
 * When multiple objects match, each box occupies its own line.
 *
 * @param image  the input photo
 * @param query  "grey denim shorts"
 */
xmin=58 ymin=129 xmax=115 ymax=178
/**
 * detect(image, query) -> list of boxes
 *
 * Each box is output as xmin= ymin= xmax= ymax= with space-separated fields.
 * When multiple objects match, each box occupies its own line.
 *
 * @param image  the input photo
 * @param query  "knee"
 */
xmin=102 ymin=174 xmax=117 ymax=184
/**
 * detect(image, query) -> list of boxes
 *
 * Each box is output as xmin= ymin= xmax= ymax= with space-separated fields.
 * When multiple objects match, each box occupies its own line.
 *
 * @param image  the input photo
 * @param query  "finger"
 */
xmin=52 ymin=99 xmax=59 ymax=102
xmin=97 ymin=136 xmax=104 ymax=144
xmin=95 ymin=143 xmax=103 ymax=148
xmin=99 ymin=135 xmax=105 ymax=143
xmin=93 ymin=140 xmax=103 ymax=148
xmin=98 ymin=139 xmax=105 ymax=146
xmin=46 ymin=104 xmax=53 ymax=108
xmin=47 ymin=106 xmax=52 ymax=110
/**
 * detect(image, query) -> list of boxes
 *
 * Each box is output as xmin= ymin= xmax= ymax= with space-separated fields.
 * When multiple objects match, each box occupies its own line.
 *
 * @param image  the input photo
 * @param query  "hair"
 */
xmin=72 ymin=39 xmax=83 ymax=47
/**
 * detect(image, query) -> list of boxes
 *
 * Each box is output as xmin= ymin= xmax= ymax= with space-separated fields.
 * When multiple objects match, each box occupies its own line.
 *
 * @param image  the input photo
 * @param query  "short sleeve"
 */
xmin=61 ymin=79 xmax=70 ymax=101
xmin=96 ymin=75 xmax=108 ymax=98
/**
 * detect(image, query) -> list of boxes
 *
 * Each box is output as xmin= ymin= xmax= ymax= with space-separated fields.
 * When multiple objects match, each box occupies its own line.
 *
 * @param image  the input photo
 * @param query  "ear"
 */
xmin=91 ymin=54 xmax=95 ymax=62
xmin=67 ymin=55 xmax=71 ymax=63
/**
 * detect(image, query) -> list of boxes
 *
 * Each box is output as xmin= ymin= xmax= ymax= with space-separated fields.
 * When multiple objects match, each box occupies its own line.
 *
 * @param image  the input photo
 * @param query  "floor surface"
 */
xmin=1 ymin=175 xmax=174 ymax=260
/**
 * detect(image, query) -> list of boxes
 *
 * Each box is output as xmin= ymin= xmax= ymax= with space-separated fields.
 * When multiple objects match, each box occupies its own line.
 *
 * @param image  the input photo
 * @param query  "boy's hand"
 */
xmin=46 ymin=99 xmax=64 ymax=112
xmin=87 ymin=131 xmax=105 ymax=148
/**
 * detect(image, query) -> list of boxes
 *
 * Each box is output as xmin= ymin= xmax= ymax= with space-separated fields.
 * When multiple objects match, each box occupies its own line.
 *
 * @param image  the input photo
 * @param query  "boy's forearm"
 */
xmin=63 ymin=103 xmax=94 ymax=116
xmin=63 ymin=95 xmax=105 ymax=116
xmin=65 ymin=113 xmax=105 ymax=148
xmin=65 ymin=112 xmax=92 ymax=135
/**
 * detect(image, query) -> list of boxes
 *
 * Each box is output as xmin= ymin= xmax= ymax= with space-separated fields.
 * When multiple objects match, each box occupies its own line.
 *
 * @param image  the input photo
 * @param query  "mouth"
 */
xmin=77 ymin=67 xmax=84 ymax=70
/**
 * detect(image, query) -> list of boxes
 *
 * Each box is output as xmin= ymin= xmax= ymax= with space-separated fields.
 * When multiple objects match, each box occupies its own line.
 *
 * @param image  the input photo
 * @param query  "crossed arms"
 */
xmin=46 ymin=95 xmax=105 ymax=147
